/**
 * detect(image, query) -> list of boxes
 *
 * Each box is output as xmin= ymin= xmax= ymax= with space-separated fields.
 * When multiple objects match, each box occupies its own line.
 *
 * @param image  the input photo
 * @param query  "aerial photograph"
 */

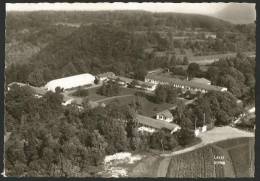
xmin=4 ymin=2 xmax=255 ymax=178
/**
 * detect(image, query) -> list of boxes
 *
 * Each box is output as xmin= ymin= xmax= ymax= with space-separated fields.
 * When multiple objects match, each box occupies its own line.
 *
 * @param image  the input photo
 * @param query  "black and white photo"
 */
xmin=4 ymin=2 xmax=256 ymax=178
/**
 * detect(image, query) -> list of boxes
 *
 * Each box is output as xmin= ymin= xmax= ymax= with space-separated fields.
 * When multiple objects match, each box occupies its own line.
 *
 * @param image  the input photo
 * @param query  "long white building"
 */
xmin=45 ymin=73 xmax=95 ymax=92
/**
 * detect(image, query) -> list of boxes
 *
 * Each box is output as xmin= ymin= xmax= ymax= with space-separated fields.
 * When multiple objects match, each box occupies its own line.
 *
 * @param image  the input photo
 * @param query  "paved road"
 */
xmin=161 ymin=126 xmax=254 ymax=158
xmin=157 ymin=126 xmax=254 ymax=177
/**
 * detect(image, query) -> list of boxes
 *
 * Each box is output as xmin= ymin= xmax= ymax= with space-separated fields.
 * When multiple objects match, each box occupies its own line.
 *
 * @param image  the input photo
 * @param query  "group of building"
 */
xmin=8 ymin=69 xmax=227 ymax=135
xmin=41 ymin=71 xmax=226 ymax=134
xmin=43 ymin=69 xmax=227 ymax=95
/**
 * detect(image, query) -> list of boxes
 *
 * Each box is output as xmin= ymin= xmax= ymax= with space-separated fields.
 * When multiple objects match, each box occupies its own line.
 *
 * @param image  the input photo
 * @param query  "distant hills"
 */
xmin=212 ymin=3 xmax=256 ymax=24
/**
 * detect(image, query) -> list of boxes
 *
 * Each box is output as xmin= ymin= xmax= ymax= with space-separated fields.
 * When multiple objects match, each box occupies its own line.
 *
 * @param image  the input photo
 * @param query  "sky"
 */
xmin=6 ymin=2 xmax=250 ymax=15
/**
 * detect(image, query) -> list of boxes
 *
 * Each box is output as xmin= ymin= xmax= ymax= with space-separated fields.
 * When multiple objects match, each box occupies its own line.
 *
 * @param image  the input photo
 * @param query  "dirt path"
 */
xmin=127 ymin=127 xmax=254 ymax=178
xmin=95 ymin=94 xmax=133 ymax=103
xmin=161 ymin=126 xmax=254 ymax=157
xmin=156 ymin=126 xmax=254 ymax=177
xmin=156 ymin=157 xmax=172 ymax=177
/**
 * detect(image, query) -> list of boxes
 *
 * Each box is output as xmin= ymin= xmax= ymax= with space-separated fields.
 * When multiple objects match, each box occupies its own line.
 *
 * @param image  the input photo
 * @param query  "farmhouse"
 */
xmin=145 ymin=73 xmax=227 ymax=93
xmin=45 ymin=73 xmax=95 ymax=92
xmin=97 ymin=72 xmax=116 ymax=81
xmin=136 ymin=114 xmax=181 ymax=134
xmin=156 ymin=110 xmax=174 ymax=123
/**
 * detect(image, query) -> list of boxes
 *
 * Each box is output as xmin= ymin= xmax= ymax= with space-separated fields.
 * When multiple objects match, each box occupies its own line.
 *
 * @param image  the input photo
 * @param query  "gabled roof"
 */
xmin=157 ymin=110 xmax=173 ymax=118
xmin=145 ymin=73 xmax=225 ymax=91
xmin=147 ymin=68 xmax=164 ymax=74
xmin=190 ymin=77 xmax=211 ymax=85
xmin=136 ymin=114 xmax=180 ymax=131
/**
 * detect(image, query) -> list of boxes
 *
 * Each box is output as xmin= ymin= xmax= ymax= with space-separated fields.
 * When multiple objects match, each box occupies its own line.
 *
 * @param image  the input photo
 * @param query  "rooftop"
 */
xmin=110 ymin=76 xmax=133 ymax=84
xmin=136 ymin=80 xmax=155 ymax=88
xmin=146 ymin=73 xmax=225 ymax=91
xmin=190 ymin=77 xmax=211 ymax=85
xmin=8 ymin=82 xmax=47 ymax=95
xmin=147 ymin=68 xmax=164 ymax=74
xmin=156 ymin=109 xmax=173 ymax=118
xmin=97 ymin=72 xmax=115 ymax=78
xmin=136 ymin=114 xmax=180 ymax=131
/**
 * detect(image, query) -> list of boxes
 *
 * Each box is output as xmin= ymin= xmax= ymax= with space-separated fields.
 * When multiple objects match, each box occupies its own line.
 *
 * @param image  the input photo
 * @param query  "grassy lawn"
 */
xmin=118 ymin=87 xmax=140 ymax=95
xmin=68 ymin=86 xmax=175 ymax=117
xmin=137 ymin=97 xmax=175 ymax=117
xmin=87 ymin=87 xmax=107 ymax=101
xmin=69 ymin=87 xmax=139 ymax=101
xmin=102 ymin=95 xmax=175 ymax=118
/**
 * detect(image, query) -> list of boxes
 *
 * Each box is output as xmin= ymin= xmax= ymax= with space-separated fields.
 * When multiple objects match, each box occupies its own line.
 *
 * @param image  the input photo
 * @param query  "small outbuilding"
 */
xmin=156 ymin=110 xmax=174 ymax=123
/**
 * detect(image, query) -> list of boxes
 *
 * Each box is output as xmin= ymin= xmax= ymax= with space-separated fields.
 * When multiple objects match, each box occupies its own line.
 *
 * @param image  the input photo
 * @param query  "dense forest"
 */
xmin=172 ymin=91 xmax=243 ymax=128
xmin=6 ymin=11 xmax=255 ymax=86
xmin=206 ymin=54 xmax=255 ymax=105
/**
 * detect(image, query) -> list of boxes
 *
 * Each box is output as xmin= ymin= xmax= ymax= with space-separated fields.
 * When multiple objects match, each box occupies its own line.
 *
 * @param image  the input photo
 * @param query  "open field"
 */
xmin=64 ymin=86 xmax=176 ymax=117
xmin=100 ymin=95 xmax=175 ymax=117
xmin=127 ymin=127 xmax=254 ymax=178
xmin=166 ymin=146 xmax=217 ymax=177
xmin=166 ymin=137 xmax=254 ymax=178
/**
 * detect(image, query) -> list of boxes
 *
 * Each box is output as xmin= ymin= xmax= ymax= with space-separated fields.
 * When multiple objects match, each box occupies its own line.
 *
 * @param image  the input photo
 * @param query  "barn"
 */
xmin=45 ymin=73 xmax=95 ymax=92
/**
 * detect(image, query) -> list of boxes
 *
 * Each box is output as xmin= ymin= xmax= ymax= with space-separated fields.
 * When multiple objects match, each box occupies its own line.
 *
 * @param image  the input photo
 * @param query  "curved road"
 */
xmin=156 ymin=126 xmax=254 ymax=177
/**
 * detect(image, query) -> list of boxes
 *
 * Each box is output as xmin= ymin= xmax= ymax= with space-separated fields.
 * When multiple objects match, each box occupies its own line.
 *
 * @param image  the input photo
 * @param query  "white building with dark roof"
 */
xmin=45 ymin=73 xmax=95 ymax=92
xmin=136 ymin=114 xmax=181 ymax=134
xmin=145 ymin=73 xmax=227 ymax=93
xmin=156 ymin=110 xmax=174 ymax=123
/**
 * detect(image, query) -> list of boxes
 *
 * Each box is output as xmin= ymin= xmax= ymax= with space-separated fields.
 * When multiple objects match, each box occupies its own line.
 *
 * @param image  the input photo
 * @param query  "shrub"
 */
xmin=72 ymin=88 xmax=89 ymax=97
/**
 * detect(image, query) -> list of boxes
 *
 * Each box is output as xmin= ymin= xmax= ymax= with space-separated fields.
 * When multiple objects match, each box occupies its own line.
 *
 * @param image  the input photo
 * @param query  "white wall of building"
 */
xmin=45 ymin=73 xmax=95 ymax=92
